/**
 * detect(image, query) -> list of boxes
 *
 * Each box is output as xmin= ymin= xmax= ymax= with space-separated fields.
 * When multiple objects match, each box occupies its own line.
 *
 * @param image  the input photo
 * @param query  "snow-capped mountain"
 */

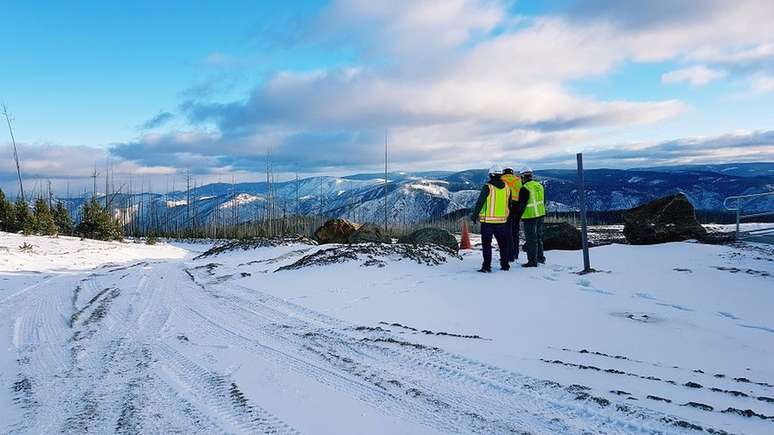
xmin=62 ymin=163 xmax=774 ymax=227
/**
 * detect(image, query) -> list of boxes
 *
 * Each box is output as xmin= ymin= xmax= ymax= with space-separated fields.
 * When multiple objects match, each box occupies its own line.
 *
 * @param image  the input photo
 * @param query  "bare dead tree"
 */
xmin=384 ymin=128 xmax=389 ymax=231
xmin=2 ymin=104 xmax=25 ymax=201
xmin=91 ymin=164 xmax=99 ymax=199
xmin=47 ymin=180 xmax=53 ymax=209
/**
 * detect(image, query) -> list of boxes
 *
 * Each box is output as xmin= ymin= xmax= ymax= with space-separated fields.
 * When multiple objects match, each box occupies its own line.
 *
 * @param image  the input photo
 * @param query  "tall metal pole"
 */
xmin=735 ymin=198 xmax=740 ymax=240
xmin=577 ymin=153 xmax=591 ymax=273
xmin=2 ymin=104 xmax=25 ymax=202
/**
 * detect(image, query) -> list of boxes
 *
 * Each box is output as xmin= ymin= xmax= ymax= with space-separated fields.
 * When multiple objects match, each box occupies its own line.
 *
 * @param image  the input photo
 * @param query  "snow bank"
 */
xmin=0 ymin=232 xmax=187 ymax=273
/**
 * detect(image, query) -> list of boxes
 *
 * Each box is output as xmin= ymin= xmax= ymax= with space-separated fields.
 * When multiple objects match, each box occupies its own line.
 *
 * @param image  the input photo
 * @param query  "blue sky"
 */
xmin=2 ymin=0 xmax=774 ymax=193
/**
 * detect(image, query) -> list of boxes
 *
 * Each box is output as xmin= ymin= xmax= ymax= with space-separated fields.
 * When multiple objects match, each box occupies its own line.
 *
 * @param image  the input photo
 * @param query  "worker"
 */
xmin=501 ymin=167 xmax=523 ymax=262
xmin=520 ymin=168 xmax=546 ymax=267
xmin=471 ymin=166 xmax=512 ymax=272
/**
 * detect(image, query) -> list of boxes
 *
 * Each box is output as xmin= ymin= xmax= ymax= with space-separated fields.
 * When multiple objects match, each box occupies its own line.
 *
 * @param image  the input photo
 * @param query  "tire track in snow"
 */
xmin=184 ymin=265 xmax=711 ymax=434
xmin=5 ymin=274 xmax=76 ymax=434
xmin=155 ymin=343 xmax=299 ymax=435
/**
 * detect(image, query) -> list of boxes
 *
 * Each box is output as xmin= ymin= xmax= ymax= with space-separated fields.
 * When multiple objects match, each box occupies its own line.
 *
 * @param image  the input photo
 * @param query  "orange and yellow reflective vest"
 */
xmin=501 ymin=173 xmax=522 ymax=200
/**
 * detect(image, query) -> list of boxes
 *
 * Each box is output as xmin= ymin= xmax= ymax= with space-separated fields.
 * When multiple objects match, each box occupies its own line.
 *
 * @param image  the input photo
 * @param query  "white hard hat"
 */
xmin=520 ymin=167 xmax=534 ymax=175
xmin=488 ymin=164 xmax=504 ymax=175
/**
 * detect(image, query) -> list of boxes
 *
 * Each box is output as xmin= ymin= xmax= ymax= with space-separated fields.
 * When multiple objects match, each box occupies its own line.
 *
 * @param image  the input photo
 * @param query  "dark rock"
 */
xmin=314 ymin=219 xmax=360 ymax=244
xmin=622 ymin=193 xmax=707 ymax=245
xmin=398 ymin=227 xmax=459 ymax=252
xmin=543 ymin=222 xmax=582 ymax=250
xmin=348 ymin=224 xmax=391 ymax=244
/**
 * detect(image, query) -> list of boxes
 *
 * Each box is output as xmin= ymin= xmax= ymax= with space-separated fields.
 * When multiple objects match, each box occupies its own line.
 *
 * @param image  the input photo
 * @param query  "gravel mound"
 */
xmin=275 ymin=243 xmax=461 ymax=272
xmin=195 ymin=236 xmax=317 ymax=259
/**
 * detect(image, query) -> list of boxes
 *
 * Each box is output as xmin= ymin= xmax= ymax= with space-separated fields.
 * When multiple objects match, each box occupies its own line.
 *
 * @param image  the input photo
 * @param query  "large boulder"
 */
xmin=314 ymin=219 xmax=360 ymax=244
xmin=622 ymin=193 xmax=707 ymax=245
xmin=543 ymin=222 xmax=582 ymax=250
xmin=398 ymin=227 xmax=459 ymax=252
xmin=348 ymin=224 xmax=391 ymax=244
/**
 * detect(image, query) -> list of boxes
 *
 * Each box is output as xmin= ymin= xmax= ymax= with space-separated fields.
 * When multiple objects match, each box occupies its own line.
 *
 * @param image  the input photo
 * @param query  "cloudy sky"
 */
xmin=2 ymin=0 xmax=774 ymax=194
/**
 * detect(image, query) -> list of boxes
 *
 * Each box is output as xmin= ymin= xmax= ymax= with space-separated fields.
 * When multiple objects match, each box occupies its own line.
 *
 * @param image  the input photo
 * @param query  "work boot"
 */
xmin=538 ymin=258 xmax=546 ymax=264
xmin=521 ymin=262 xmax=538 ymax=268
xmin=500 ymin=265 xmax=510 ymax=271
xmin=478 ymin=267 xmax=492 ymax=273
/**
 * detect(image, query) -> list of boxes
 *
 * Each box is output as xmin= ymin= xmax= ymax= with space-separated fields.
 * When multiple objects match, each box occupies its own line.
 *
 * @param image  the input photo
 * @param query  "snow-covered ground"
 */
xmin=705 ymin=223 xmax=774 ymax=233
xmin=1 ymin=232 xmax=773 ymax=434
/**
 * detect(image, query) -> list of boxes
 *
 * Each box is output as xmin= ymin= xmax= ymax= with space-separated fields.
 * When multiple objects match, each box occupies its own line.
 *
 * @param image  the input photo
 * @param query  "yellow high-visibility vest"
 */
xmin=522 ymin=180 xmax=545 ymax=219
xmin=479 ymin=184 xmax=510 ymax=223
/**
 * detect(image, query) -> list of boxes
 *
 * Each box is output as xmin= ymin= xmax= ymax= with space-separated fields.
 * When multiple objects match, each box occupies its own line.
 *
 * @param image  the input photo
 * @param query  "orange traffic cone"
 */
xmin=460 ymin=220 xmax=472 ymax=250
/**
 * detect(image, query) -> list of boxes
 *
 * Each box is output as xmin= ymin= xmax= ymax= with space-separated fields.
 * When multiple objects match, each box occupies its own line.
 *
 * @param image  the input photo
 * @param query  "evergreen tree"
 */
xmin=33 ymin=198 xmax=57 ymax=235
xmin=76 ymin=197 xmax=123 ymax=241
xmin=0 ymin=189 xmax=16 ymax=232
xmin=53 ymin=201 xmax=73 ymax=235
xmin=15 ymin=197 xmax=34 ymax=235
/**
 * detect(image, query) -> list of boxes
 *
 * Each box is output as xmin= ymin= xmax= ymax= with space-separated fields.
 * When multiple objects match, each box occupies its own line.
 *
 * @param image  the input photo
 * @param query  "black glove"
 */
xmin=470 ymin=214 xmax=478 ymax=224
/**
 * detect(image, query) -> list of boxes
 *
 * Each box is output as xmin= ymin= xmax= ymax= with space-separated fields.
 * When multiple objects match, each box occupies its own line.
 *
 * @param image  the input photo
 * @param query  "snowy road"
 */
xmin=1 ymin=233 xmax=773 ymax=434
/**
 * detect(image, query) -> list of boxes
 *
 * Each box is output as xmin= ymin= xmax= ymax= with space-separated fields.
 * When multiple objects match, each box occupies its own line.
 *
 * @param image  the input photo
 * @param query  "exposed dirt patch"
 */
xmin=710 ymin=387 xmax=748 ymax=398
xmin=647 ymin=395 xmax=672 ymax=403
xmin=377 ymin=321 xmax=488 ymax=340
xmin=721 ymin=407 xmax=774 ymax=420
xmin=713 ymin=266 xmax=772 ymax=278
xmin=683 ymin=402 xmax=713 ymax=411
xmin=659 ymin=417 xmax=703 ymax=431
xmin=610 ymin=312 xmax=662 ymax=323
xmin=359 ymin=337 xmax=440 ymax=351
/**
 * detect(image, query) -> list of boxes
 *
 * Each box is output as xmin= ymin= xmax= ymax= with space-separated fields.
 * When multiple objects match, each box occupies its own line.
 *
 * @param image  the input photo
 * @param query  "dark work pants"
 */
xmin=522 ymin=217 xmax=545 ymax=264
xmin=508 ymin=214 xmax=522 ymax=261
xmin=480 ymin=222 xmax=511 ymax=270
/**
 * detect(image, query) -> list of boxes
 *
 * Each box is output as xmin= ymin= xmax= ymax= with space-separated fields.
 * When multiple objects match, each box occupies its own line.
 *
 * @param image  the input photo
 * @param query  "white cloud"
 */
xmin=749 ymin=73 xmax=774 ymax=94
xmin=29 ymin=0 xmax=774 ymax=180
xmin=321 ymin=0 xmax=505 ymax=57
xmin=662 ymin=65 xmax=726 ymax=86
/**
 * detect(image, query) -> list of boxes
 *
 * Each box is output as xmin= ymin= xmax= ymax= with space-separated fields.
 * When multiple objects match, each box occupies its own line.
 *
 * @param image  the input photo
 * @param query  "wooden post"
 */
xmin=577 ymin=153 xmax=591 ymax=273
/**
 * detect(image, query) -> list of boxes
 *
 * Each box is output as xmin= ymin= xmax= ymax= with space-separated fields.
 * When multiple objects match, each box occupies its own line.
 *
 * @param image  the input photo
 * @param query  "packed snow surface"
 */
xmin=1 ymin=231 xmax=773 ymax=434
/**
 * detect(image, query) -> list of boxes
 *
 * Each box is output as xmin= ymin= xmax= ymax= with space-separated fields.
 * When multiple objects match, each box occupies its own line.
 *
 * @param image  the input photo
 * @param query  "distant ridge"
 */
xmin=60 ymin=162 xmax=774 ymax=227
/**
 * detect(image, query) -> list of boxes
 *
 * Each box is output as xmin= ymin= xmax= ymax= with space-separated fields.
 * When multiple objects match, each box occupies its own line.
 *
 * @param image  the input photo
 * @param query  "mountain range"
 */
xmin=62 ymin=163 xmax=774 ymax=228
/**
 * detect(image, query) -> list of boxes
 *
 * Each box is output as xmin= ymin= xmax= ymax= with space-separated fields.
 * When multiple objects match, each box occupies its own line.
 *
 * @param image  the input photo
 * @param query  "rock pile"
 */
xmin=622 ymin=193 xmax=707 ymax=245
xmin=398 ymin=227 xmax=459 ymax=252
xmin=314 ymin=219 xmax=360 ymax=244
xmin=543 ymin=222 xmax=582 ymax=250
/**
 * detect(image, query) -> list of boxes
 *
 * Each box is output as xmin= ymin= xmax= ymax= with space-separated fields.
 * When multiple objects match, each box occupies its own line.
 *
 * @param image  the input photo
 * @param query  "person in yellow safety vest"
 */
xmin=470 ymin=165 xmax=513 ymax=273
xmin=520 ymin=167 xmax=546 ymax=267
xmin=501 ymin=168 xmax=523 ymax=263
